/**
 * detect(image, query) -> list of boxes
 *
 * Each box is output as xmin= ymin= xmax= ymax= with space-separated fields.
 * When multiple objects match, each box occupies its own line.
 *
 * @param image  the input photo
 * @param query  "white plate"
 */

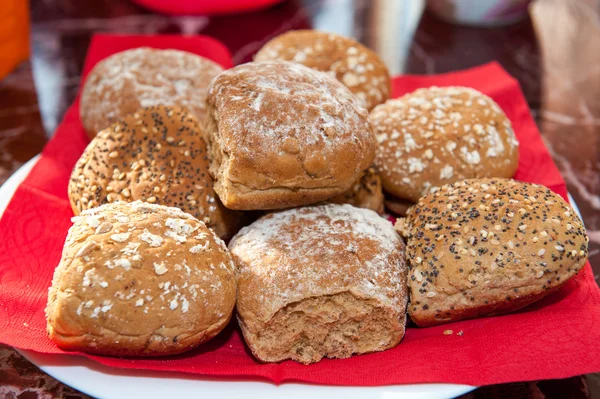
xmin=0 ymin=155 xmax=479 ymax=399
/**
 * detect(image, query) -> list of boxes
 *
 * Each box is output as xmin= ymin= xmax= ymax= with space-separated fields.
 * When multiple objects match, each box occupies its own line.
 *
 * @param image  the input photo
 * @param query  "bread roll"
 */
xmin=255 ymin=30 xmax=391 ymax=111
xmin=230 ymin=203 xmax=408 ymax=364
xmin=328 ymin=166 xmax=385 ymax=214
xmin=372 ymin=86 xmax=519 ymax=202
xmin=396 ymin=178 xmax=589 ymax=327
xmin=80 ymin=47 xmax=223 ymax=139
xmin=46 ymin=201 xmax=237 ymax=356
xmin=69 ymin=105 xmax=243 ymax=240
xmin=206 ymin=61 xmax=375 ymax=210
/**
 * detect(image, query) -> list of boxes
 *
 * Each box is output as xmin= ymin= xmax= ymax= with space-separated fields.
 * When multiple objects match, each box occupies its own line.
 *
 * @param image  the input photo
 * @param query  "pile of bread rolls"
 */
xmin=46 ymin=30 xmax=589 ymax=365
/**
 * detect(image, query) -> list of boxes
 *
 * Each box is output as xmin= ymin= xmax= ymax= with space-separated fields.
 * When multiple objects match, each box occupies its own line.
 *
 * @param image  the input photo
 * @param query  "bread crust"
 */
xmin=397 ymin=178 xmax=589 ymax=327
xmin=229 ymin=203 xmax=408 ymax=364
xmin=69 ymin=105 xmax=243 ymax=240
xmin=206 ymin=61 xmax=375 ymax=210
xmin=46 ymin=201 xmax=237 ymax=356
xmin=80 ymin=47 xmax=223 ymax=139
xmin=255 ymin=30 xmax=391 ymax=111
xmin=372 ymin=86 xmax=519 ymax=202
xmin=329 ymin=166 xmax=385 ymax=214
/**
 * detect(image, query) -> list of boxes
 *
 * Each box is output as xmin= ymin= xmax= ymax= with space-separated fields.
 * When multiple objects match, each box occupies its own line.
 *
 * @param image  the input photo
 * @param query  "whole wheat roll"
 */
xmin=205 ymin=60 xmax=376 ymax=210
xmin=229 ymin=203 xmax=408 ymax=364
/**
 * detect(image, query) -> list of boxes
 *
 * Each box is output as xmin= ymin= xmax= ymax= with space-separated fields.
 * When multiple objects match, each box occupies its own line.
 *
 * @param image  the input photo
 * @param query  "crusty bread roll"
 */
xmin=372 ymin=86 xmax=519 ymax=202
xmin=229 ymin=203 xmax=408 ymax=364
xmin=328 ymin=166 xmax=385 ymax=214
xmin=69 ymin=105 xmax=243 ymax=240
xmin=206 ymin=61 xmax=375 ymax=210
xmin=255 ymin=30 xmax=391 ymax=111
xmin=46 ymin=201 xmax=237 ymax=356
xmin=80 ymin=47 xmax=223 ymax=139
xmin=396 ymin=178 xmax=589 ymax=327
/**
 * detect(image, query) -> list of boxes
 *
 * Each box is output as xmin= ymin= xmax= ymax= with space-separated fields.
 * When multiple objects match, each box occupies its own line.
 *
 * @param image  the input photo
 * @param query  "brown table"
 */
xmin=0 ymin=0 xmax=598 ymax=397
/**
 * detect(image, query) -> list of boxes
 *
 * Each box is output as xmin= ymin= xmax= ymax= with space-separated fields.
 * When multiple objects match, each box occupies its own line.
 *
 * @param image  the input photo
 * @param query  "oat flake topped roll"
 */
xmin=46 ymin=201 xmax=237 ymax=356
xmin=255 ymin=30 xmax=391 ymax=111
xmin=372 ymin=86 xmax=519 ymax=202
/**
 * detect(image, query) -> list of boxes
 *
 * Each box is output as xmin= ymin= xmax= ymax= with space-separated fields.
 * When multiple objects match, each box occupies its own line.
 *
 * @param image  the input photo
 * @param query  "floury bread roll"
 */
xmin=80 ymin=47 xmax=223 ymax=139
xmin=69 ymin=105 xmax=243 ymax=240
xmin=328 ymin=166 xmax=385 ymax=214
xmin=396 ymin=179 xmax=589 ymax=327
xmin=372 ymin=86 xmax=519 ymax=202
xmin=206 ymin=61 xmax=375 ymax=210
xmin=46 ymin=201 xmax=237 ymax=356
xmin=255 ymin=30 xmax=391 ymax=111
xmin=229 ymin=204 xmax=408 ymax=364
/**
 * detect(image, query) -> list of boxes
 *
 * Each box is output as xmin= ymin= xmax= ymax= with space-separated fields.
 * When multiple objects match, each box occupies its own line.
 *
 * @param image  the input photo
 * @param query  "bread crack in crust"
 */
xmin=229 ymin=203 xmax=408 ymax=364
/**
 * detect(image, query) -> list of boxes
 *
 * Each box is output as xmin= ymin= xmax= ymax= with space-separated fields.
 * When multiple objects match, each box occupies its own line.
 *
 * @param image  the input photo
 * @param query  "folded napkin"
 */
xmin=0 ymin=34 xmax=598 ymax=387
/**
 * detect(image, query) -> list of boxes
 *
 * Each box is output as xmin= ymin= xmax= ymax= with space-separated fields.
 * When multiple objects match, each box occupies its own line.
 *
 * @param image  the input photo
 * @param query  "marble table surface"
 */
xmin=0 ymin=0 xmax=598 ymax=397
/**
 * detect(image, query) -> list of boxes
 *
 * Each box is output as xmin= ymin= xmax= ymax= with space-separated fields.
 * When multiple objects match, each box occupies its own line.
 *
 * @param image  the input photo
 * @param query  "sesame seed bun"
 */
xmin=372 ymin=86 xmax=520 ymax=202
xmin=68 ymin=105 xmax=244 ymax=240
xmin=46 ymin=201 xmax=237 ymax=356
xmin=230 ymin=203 xmax=408 ymax=364
xmin=206 ymin=61 xmax=375 ymax=210
xmin=80 ymin=47 xmax=223 ymax=139
xmin=396 ymin=178 xmax=589 ymax=327
xmin=255 ymin=30 xmax=391 ymax=111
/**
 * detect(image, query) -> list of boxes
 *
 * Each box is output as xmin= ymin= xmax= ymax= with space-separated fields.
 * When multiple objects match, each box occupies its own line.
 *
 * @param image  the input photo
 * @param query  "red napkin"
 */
xmin=0 ymin=34 xmax=599 ymax=387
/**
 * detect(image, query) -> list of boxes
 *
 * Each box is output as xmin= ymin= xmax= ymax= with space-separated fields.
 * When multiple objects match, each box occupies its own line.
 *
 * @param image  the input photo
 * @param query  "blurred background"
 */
xmin=0 ymin=0 xmax=598 ymax=398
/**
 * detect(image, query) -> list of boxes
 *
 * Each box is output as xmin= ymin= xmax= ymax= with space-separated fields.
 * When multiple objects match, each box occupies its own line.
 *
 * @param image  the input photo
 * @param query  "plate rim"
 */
xmin=0 ymin=155 xmax=479 ymax=399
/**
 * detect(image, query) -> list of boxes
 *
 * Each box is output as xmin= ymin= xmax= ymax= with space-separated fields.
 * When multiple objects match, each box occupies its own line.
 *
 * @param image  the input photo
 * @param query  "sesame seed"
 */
xmin=108 ymin=151 xmax=119 ymax=158
xmin=415 ymin=257 xmax=423 ymax=264
xmin=540 ymin=231 xmax=548 ymax=237
xmin=538 ymin=249 xmax=546 ymax=256
xmin=555 ymin=245 xmax=565 ymax=252
xmin=491 ymin=239 xmax=500 ymax=245
xmin=426 ymin=291 xmax=437 ymax=298
xmin=166 ymin=137 xmax=175 ymax=143
xmin=147 ymin=196 xmax=157 ymax=203
xmin=519 ymin=225 xmax=527 ymax=231
xmin=443 ymin=330 xmax=453 ymax=335
xmin=536 ymin=270 xmax=544 ymax=278
xmin=532 ymin=237 xmax=539 ymax=243
xmin=508 ymin=241 xmax=514 ymax=249
xmin=122 ymin=188 xmax=131 ymax=198
xmin=494 ymin=224 xmax=502 ymax=231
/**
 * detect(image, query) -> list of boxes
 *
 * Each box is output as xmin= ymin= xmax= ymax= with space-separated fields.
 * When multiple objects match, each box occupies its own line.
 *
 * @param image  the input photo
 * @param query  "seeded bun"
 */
xmin=372 ymin=86 xmax=520 ymax=202
xmin=80 ymin=47 xmax=223 ymax=139
xmin=396 ymin=178 xmax=589 ymax=327
xmin=206 ymin=61 xmax=375 ymax=210
xmin=329 ymin=166 xmax=385 ymax=214
xmin=69 ymin=105 xmax=243 ymax=240
xmin=255 ymin=30 xmax=391 ymax=111
xmin=230 ymin=203 xmax=408 ymax=364
xmin=46 ymin=201 xmax=237 ymax=356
